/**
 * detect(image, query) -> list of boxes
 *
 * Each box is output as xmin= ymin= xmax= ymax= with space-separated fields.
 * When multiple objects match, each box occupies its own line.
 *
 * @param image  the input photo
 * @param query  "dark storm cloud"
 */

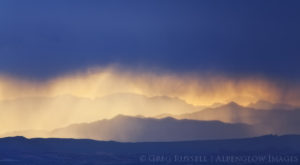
xmin=0 ymin=0 xmax=299 ymax=80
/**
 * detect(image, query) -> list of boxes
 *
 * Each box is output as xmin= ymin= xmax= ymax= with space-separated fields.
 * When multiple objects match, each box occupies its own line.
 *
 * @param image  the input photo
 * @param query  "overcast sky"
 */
xmin=0 ymin=0 xmax=299 ymax=81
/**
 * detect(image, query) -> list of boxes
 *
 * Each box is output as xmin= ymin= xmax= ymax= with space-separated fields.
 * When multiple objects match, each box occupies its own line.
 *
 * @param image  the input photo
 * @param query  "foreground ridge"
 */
xmin=0 ymin=135 xmax=300 ymax=165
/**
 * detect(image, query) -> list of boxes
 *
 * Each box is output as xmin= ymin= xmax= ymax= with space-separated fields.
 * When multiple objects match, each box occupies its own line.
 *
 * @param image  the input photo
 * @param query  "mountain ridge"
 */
xmin=1 ymin=115 xmax=259 ymax=142
xmin=1 ymin=134 xmax=300 ymax=165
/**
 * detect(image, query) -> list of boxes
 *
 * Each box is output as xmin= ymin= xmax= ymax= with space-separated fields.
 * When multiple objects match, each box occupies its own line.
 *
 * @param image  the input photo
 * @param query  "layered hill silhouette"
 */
xmin=177 ymin=102 xmax=300 ymax=135
xmin=3 ymin=101 xmax=300 ymax=141
xmin=2 ymin=98 xmax=300 ymax=141
xmin=49 ymin=115 xmax=258 ymax=142
xmin=0 ymin=93 xmax=201 ymax=134
xmin=248 ymin=100 xmax=295 ymax=110
xmin=1 ymin=115 xmax=259 ymax=142
xmin=1 ymin=135 xmax=300 ymax=165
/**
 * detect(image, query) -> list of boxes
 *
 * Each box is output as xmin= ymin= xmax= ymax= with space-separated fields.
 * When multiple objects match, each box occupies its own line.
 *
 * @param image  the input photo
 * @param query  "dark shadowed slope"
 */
xmin=0 ymin=135 xmax=300 ymax=165
xmin=1 ymin=135 xmax=300 ymax=154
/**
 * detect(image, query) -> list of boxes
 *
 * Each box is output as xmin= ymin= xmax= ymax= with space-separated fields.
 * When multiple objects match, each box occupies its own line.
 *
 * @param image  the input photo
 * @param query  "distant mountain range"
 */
xmin=51 ymin=115 xmax=259 ymax=141
xmin=1 ymin=135 xmax=300 ymax=165
xmin=247 ymin=100 xmax=295 ymax=110
xmin=2 ymin=100 xmax=300 ymax=141
xmin=1 ymin=115 xmax=258 ymax=142
xmin=176 ymin=102 xmax=300 ymax=135
xmin=0 ymin=93 xmax=201 ymax=134
xmin=2 ymin=96 xmax=300 ymax=142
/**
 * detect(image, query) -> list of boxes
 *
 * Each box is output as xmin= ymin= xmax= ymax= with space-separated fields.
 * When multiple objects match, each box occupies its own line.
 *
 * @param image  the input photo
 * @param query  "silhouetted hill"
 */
xmin=1 ymin=115 xmax=259 ymax=141
xmin=49 ymin=115 xmax=257 ymax=142
xmin=1 ymin=135 xmax=300 ymax=164
xmin=178 ymin=102 xmax=261 ymax=123
xmin=177 ymin=102 xmax=300 ymax=135
xmin=248 ymin=100 xmax=295 ymax=110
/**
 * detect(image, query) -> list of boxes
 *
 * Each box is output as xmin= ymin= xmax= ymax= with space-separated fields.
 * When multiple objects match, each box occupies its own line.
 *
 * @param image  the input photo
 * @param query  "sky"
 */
xmin=0 ymin=1 xmax=300 ymax=134
xmin=0 ymin=0 xmax=299 ymax=80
